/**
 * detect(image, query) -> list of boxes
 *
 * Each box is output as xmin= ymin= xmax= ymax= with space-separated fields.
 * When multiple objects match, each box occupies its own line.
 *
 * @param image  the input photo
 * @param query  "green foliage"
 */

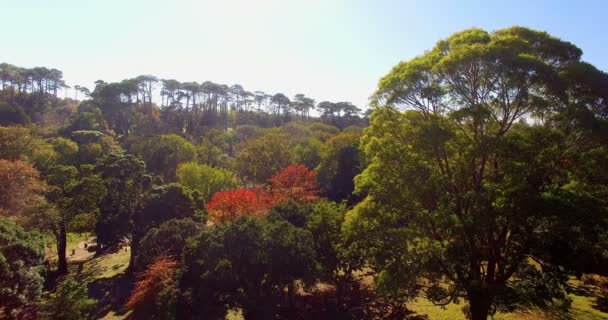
xmin=49 ymin=137 xmax=78 ymax=164
xmin=291 ymin=138 xmax=322 ymax=169
xmin=96 ymin=152 xmax=150 ymax=251
xmin=131 ymin=183 xmax=198 ymax=271
xmin=71 ymin=130 xmax=103 ymax=144
xmin=46 ymin=164 xmax=105 ymax=273
xmin=306 ymin=201 xmax=359 ymax=285
xmin=0 ymin=126 xmax=58 ymax=171
xmin=236 ymin=133 xmax=292 ymax=183
xmin=354 ymin=26 xmax=608 ymax=320
xmin=136 ymin=218 xmax=199 ymax=272
xmin=0 ymin=102 xmax=30 ymax=126
xmin=130 ymin=134 xmax=196 ymax=179
xmin=0 ymin=217 xmax=46 ymax=317
xmin=179 ymin=216 xmax=317 ymax=319
xmin=316 ymin=132 xmax=363 ymax=204
xmin=42 ymin=277 xmax=97 ymax=320
xmin=267 ymin=200 xmax=312 ymax=228
xmin=176 ymin=162 xmax=236 ymax=202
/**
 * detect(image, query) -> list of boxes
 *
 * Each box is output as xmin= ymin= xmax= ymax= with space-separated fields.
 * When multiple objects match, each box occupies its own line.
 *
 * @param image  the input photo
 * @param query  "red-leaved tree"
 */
xmin=205 ymin=188 xmax=274 ymax=224
xmin=126 ymin=256 xmax=179 ymax=317
xmin=269 ymin=164 xmax=319 ymax=204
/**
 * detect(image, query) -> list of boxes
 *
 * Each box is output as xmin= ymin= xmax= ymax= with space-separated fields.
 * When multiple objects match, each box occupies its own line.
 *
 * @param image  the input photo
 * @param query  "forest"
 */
xmin=1 ymin=26 xmax=608 ymax=320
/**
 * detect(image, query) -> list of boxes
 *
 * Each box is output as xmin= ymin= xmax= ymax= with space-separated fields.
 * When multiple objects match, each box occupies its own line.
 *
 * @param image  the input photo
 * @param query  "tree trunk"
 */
xmin=128 ymin=233 xmax=139 ymax=273
xmin=57 ymin=223 xmax=68 ymax=274
xmin=468 ymin=290 xmax=492 ymax=320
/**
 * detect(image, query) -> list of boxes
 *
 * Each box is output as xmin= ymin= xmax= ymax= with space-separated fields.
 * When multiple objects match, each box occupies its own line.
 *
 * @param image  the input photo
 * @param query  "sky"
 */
xmin=2 ymin=0 xmax=608 ymax=109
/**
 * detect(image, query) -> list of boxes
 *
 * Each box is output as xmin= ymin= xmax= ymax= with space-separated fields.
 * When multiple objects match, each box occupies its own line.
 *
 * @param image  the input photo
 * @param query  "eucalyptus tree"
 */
xmin=348 ymin=27 xmax=608 ymax=320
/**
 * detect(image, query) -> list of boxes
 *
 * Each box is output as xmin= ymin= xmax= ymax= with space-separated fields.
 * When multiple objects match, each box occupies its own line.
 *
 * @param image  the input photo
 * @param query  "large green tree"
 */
xmin=348 ymin=27 xmax=608 ymax=320
xmin=236 ymin=133 xmax=292 ymax=184
xmin=95 ymin=153 xmax=150 ymax=252
xmin=130 ymin=183 xmax=197 ymax=271
xmin=176 ymin=162 xmax=236 ymax=202
xmin=178 ymin=216 xmax=317 ymax=320
xmin=130 ymin=134 xmax=197 ymax=180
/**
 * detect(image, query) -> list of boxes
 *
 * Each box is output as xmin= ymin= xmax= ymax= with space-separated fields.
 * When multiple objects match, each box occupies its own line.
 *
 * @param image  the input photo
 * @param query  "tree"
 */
xmin=292 ymin=94 xmax=315 ymax=119
xmin=178 ymin=216 xmax=317 ymax=320
xmin=316 ymin=132 xmax=363 ymax=204
xmin=236 ymin=133 xmax=292 ymax=184
xmin=0 ymin=217 xmax=46 ymax=318
xmin=270 ymin=93 xmax=291 ymax=121
xmin=0 ymin=126 xmax=58 ymax=171
xmin=350 ymin=27 xmax=608 ymax=320
xmin=136 ymin=218 xmax=200 ymax=272
xmin=46 ymin=165 xmax=105 ymax=274
xmin=306 ymin=201 xmax=360 ymax=296
xmin=205 ymin=188 xmax=273 ymax=224
xmin=0 ymin=102 xmax=30 ymax=125
xmin=291 ymin=138 xmax=323 ymax=169
xmin=127 ymin=257 xmax=179 ymax=320
xmin=96 ymin=153 xmax=149 ymax=252
xmin=269 ymin=164 xmax=319 ymax=204
xmin=130 ymin=183 xmax=197 ymax=271
xmin=42 ymin=277 xmax=97 ymax=320
xmin=0 ymin=159 xmax=47 ymax=217
xmin=176 ymin=162 xmax=236 ymax=202
xmin=130 ymin=134 xmax=197 ymax=180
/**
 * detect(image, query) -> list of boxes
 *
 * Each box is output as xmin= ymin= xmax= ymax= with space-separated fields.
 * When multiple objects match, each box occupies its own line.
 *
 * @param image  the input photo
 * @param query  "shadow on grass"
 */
xmin=68 ymin=254 xmax=134 ymax=319
xmin=592 ymin=294 xmax=608 ymax=313
xmin=88 ymin=271 xmax=134 ymax=319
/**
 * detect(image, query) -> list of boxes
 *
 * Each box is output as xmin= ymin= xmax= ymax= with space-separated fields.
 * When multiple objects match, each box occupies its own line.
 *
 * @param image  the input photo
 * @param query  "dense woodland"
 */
xmin=1 ymin=26 xmax=608 ymax=320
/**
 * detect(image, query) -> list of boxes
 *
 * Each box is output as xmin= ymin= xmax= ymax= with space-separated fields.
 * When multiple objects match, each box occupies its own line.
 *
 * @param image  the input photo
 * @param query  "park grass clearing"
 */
xmin=44 ymin=232 xmax=92 ymax=263
xmin=82 ymin=248 xmax=130 ymax=279
xmin=58 ymin=237 xmax=133 ymax=320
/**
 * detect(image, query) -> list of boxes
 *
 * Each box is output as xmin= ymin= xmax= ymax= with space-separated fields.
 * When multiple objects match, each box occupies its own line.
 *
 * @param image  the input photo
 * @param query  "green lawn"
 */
xmin=82 ymin=248 xmax=130 ymax=279
xmin=408 ymin=293 xmax=608 ymax=320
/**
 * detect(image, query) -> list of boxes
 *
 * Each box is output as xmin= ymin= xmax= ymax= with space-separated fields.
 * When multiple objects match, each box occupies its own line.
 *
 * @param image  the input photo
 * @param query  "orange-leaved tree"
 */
xmin=205 ymin=188 xmax=274 ymax=224
xmin=126 ymin=256 xmax=179 ymax=317
xmin=0 ymin=159 xmax=47 ymax=217
xmin=269 ymin=164 xmax=319 ymax=204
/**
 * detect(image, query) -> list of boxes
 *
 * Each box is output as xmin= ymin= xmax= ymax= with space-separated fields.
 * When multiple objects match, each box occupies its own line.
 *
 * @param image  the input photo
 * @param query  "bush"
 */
xmin=42 ymin=277 xmax=97 ymax=320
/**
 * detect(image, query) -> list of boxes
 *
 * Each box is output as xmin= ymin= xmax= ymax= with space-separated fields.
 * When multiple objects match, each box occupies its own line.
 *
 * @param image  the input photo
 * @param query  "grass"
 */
xmin=65 ymin=244 xmax=132 ymax=320
xmin=226 ymin=309 xmax=244 ymax=320
xmin=44 ymin=232 xmax=91 ymax=263
xmin=99 ymin=310 xmax=131 ymax=320
xmin=82 ymin=248 xmax=130 ymax=279
xmin=407 ymin=292 xmax=608 ymax=320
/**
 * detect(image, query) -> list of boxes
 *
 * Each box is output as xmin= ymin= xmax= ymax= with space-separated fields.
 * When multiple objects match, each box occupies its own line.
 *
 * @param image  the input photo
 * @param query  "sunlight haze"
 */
xmin=4 ymin=0 xmax=607 ymax=108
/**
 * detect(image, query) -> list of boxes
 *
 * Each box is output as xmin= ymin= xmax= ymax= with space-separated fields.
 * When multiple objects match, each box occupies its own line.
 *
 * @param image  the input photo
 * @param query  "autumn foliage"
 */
xmin=0 ymin=159 xmax=47 ymax=217
xmin=126 ymin=256 xmax=179 ymax=314
xmin=205 ymin=165 xmax=320 ymax=224
xmin=205 ymin=188 xmax=274 ymax=224
xmin=270 ymin=164 xmax=319 ymax=204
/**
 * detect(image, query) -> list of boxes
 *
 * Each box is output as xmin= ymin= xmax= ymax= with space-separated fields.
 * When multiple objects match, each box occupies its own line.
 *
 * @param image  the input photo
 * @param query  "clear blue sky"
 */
xmin=3 ymin=0 xmax=607 ymax=108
